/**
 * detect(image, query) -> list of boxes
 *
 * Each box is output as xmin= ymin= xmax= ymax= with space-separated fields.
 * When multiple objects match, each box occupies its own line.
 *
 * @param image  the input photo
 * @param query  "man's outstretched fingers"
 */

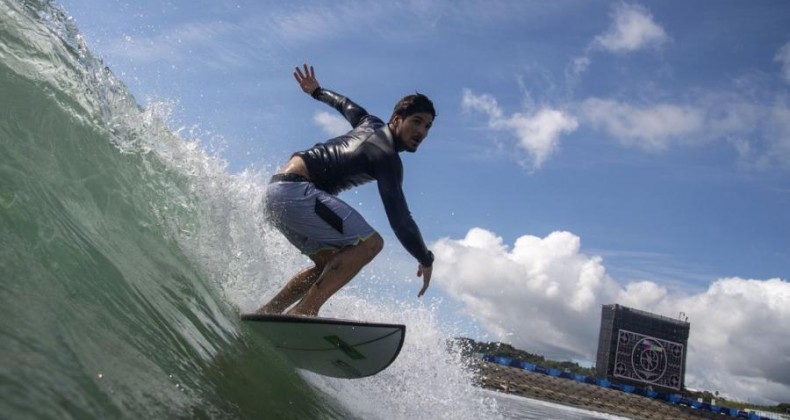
xmin=417 ymin=264 xmax=432 ymax=297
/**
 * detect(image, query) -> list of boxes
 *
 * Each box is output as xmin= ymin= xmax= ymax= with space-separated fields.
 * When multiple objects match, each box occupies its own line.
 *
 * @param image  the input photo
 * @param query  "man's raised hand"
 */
xmin=294 ymin=64 xmax=319 ymax=95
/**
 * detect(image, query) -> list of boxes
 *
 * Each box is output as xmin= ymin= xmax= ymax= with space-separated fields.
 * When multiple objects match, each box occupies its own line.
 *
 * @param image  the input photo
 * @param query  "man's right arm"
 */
xmin=293 ymin=63 xmax=369 ymax=128
xmin=311 ymin=88 xmax=370 ymax=128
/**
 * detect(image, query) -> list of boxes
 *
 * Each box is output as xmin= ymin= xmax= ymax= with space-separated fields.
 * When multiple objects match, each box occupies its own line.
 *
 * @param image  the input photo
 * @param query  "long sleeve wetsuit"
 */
xmin=293 ymin=88 xmax=434 ymax=267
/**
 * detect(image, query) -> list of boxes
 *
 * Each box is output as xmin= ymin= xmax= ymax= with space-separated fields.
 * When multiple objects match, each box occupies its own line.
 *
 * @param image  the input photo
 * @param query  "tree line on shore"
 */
xmin=452 ymin=337 xmax=595 ymax=377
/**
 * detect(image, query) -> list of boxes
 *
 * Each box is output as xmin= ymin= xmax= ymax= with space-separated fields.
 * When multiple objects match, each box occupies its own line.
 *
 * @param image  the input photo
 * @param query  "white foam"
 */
xmin=302 ymin=296 xmax=502 ymax=419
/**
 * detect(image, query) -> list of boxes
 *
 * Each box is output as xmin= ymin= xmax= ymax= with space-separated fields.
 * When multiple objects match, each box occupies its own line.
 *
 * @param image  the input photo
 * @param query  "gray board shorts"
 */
xmin=264 ymin=174 xmax=377 ymax=256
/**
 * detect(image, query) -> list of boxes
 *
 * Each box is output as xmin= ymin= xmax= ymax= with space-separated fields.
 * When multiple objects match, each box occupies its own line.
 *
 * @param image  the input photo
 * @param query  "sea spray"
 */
xmin=305 ymin=296 xmax=502 ymax=419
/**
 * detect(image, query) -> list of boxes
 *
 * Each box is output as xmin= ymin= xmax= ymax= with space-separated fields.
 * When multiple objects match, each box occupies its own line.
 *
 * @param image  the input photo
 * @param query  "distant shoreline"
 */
xmin=475 ymin=361 xmax=745 ymax=420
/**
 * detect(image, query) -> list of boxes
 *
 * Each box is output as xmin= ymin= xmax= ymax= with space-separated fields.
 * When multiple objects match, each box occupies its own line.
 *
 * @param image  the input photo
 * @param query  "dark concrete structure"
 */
xmin=596 ymin=304 xmax=691 ymax=392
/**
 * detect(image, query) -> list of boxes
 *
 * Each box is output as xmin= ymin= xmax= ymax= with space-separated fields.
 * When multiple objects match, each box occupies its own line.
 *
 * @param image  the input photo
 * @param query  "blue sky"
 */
xmin=57 ymin=0 xmax=790 ymax=403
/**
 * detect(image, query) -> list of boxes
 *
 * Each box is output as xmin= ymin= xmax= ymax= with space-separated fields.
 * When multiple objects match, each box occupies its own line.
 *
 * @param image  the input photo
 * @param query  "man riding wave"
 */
xmin=257 ymin=64 xmax=436 ymax=317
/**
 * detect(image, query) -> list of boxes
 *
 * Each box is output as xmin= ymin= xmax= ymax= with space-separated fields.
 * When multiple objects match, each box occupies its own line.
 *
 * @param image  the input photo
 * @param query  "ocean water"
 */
xmin=0 ymin=1 xmax=624 ymax=418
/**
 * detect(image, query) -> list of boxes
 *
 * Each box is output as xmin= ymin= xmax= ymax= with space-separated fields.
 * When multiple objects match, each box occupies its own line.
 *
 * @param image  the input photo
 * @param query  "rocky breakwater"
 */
xmin=476 ymin=361 xmax=726 ymax=420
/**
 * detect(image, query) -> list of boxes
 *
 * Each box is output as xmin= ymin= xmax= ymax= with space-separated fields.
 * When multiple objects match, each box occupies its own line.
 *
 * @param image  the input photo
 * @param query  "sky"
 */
xmin=55 ymin=0 xmax=790 ymax=404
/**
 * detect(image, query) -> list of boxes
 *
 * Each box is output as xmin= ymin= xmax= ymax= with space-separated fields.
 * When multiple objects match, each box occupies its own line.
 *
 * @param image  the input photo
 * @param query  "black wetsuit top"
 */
xmin=294 ymin=88 xmax=434 ymax=267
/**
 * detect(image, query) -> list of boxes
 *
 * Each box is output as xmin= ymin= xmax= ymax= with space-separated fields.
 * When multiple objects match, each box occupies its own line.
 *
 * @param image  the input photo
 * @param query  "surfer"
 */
xmin=257 ymin=64 xmax=436 ymax=317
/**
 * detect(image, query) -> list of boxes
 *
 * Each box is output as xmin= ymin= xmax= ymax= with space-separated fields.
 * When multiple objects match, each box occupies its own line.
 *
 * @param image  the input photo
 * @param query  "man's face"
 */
xmin=392 ymin=112 xmax=433 ymax=153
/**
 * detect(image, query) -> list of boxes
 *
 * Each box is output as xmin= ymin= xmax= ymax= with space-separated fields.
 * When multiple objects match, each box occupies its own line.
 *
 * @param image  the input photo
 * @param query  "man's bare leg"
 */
xmin=256 ymin=265 xmax=323 ymax=314
xmin=288 ymin=233 xmax=384 ymax=316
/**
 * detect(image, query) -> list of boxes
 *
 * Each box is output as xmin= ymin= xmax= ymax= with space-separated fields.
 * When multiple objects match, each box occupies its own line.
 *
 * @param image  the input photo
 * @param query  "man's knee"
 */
xmin=364 ymin=232 xmax=384 ymax=258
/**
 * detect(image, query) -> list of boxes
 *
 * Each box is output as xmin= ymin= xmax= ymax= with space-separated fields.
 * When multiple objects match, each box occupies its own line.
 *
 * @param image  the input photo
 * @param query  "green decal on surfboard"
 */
xmin=324 ymin=335 xmax=365 ymax=360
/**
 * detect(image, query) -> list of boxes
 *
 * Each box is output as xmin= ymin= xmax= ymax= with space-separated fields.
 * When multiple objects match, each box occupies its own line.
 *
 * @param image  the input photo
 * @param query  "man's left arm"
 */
xmin=376 ymin=171 xmax=434 ymax=297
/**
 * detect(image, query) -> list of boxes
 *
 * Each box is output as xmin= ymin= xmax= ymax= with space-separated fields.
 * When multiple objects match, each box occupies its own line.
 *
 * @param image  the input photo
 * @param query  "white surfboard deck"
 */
xmin=241 ymin=313 xmax=405 ymax=379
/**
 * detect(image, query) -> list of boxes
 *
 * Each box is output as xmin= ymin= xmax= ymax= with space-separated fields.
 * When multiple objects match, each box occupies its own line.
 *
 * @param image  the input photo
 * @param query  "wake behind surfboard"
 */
xmin=241 ymin=314 xmax=405 ymax=379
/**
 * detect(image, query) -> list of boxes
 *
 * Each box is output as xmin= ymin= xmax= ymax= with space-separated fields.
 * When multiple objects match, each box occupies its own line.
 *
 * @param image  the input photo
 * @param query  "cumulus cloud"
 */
xmin=775 ymin=42 xmax=790 ymax=84
xmin=432 ymin=227 xmax=790 ymax=404
xmin=434 ymin=228 xmax=620 ymax=357
xmin=462 ymin=90 xmax=578 ymax=169
xmin=580 ymin=98 xmax=704 ymax=151
xmin=594 ymin=3 xmax=669 ymax=53
xmin=313 ymin=111 xmax=350 ymax=136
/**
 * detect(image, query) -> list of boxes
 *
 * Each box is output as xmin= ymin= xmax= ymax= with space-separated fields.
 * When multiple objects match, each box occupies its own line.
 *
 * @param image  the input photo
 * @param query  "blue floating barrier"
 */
xmin=623 ymin=385 xmax=635 ymax=393
xmin=668 ymin=394 xmax=681 ymax=404
xmin=597 ymin=379 xmax=611 ymax=388
xmin=573 ymin=374 xmax=586 ymax=382
xmin=520 ymin=362 xmax=535 ymax=371
xmin=549 ymin=368 xmax=561 ymax=377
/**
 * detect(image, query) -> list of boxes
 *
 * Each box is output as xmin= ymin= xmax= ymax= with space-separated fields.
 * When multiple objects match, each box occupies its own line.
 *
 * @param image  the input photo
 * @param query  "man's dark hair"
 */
xmin=389 ymin=93 xmax=436 ymax=123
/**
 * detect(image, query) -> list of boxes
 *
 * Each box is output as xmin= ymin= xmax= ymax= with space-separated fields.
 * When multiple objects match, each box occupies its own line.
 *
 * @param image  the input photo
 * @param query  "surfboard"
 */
xmin=241 ymin=313 xmax=405 ymax=379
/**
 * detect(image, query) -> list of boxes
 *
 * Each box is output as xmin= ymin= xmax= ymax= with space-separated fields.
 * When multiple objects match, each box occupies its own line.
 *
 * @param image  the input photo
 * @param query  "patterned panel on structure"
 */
xmin=613 ymin=329 xmax=684 ymax=390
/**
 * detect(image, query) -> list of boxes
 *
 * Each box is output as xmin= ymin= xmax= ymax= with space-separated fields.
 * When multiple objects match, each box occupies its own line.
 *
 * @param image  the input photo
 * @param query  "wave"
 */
xmin=1 ymin=1 xmax=501 ymax=419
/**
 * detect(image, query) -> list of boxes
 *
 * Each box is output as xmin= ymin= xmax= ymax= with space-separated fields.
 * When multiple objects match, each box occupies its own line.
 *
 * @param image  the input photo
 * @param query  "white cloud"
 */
xmin=702 ymin=94 xmax=790 ymax=169
xmin=568 ymin=4 xmax=668 ymax=87
xmin=775 ymin=42 xmax=790 ymax=83
xmin=461 ymin=91 xmax=503 ymax=121
xmin=434 ymin=228 xmax=621 ymax=359
xmin=432 ymin=227 xmax=790 ymax=404
xmin=313 ymin=111 xmax=350 ymax=136
xmin=676 ymin=278 xmax=790 ymax=401
xmin=462 ymin=90 xmax=578 ymax=169
xmin=563 ymin=56 xmax=589 ymax=94
xmin=594 ymin=3 xmax=669 ymax=53
xmin=577 ymin=94 xmax=790 ymax=167
xmin=580 ymin=98 xmax=704 ymax=151
xmin=568 ymin=55 xmax=591 ymax=79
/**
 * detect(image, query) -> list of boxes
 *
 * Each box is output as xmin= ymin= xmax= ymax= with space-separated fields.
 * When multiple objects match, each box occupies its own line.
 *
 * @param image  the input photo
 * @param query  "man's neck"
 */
xmin=387 ymin=123 xmax=406 ymax=152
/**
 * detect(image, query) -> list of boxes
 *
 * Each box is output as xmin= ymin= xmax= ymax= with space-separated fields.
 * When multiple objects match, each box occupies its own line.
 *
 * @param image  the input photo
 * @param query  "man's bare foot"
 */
xmin=255 ymin=303 xmax=283 ymax=315
xmin=286 ymin=306 xmax=318 ymax=317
